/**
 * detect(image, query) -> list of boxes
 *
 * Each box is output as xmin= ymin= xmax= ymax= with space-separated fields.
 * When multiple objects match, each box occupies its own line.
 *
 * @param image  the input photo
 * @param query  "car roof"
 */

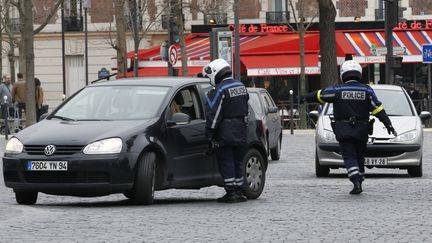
xmin=90 ymin=77 xmax=210 ymax=88
xmin=369 ymin=84 xmax=403 ymax=91
xmin=247 ymin=87 xmax=267 ymax=92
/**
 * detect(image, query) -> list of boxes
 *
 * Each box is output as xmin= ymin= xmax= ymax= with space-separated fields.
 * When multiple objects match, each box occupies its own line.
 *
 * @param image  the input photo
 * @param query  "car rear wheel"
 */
xmin=243 ymin=148 xmax=265 ymax=199
xmin=407 ymin=159 xmax=422 ymax=177
xmin=132 ymin=152 xmax=156 ymax=205
xmin=15 ymin=191 xmax=38 ymax=205
xmin=270 ymin=136 xmax=281 ymax=161
xmin=315 ymin=151 xmax=329 ymax=177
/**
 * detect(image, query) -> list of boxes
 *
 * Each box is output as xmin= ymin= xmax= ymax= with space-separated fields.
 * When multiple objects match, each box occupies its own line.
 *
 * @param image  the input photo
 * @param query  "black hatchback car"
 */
xmin=3 ymin=77 xmax=268 ymax=205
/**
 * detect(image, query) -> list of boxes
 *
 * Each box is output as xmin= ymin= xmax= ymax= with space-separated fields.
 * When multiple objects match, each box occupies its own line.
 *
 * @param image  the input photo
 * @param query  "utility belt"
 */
xmin=223 ymin=116 xmax=248 ymax=124
xmin=332 ymin=116 xmax=368 ymax=128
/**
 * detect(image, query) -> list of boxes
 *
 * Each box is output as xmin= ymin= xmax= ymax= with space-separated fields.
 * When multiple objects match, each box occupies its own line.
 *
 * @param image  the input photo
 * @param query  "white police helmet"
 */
xmin=202 ymin=59 xmax=232 ymax=86
xmin=340 ymin=60 xmax=362 ymax=82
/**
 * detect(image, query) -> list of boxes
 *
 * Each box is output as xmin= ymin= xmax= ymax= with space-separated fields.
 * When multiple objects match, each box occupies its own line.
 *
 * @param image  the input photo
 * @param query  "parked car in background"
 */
xmin=3 ymin=77 xmax=269 ymax=205
xmin=311 ymin=84 xmax=431 ymax=177
xmin=247 ymin=88 xmax=282 ymax=160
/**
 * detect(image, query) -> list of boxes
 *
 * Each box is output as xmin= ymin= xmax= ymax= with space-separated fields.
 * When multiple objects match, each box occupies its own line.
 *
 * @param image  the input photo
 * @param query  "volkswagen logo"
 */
xmin=44 ymin=145 xmax=56 ymax=156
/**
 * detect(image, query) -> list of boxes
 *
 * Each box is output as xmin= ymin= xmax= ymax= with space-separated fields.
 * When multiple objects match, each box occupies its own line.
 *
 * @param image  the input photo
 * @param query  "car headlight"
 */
xmin=5 ymin=137 xmax=24 ymax=154
xmin=83 ymin=138 xmax=123 ymax=154
xmin=389 ymin=130 xmax=417 ymax=142
xmin=322 ymin=129 xmax=337 ymax=143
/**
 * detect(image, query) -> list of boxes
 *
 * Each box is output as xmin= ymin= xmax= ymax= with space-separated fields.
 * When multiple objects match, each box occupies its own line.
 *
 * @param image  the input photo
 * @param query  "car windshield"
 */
xmin=324 ymin=88 xmax=414 ymax=116
xmin=52 ymin=85 xmax=170 ymax=121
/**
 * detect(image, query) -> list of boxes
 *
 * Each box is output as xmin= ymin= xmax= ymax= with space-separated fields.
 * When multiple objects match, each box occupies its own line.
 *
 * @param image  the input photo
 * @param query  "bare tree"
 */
xmin=318 ymin=0 xmax=338 ymax=87
xmin=114 ymin=0 xmax=128 ymax=77
xmin=102 ymin=0 xmax=168 ymax=77
xmin=0 ymin=1 xmax=3 ymax=79
xmin=5 ymin=0 xmax=63 ymax=126
xmin=288 ymin=0 xmax=318 ymax=129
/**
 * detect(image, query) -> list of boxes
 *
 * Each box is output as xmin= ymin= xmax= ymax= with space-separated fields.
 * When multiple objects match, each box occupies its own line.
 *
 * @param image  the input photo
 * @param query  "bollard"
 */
xmin=289 ymin=90 xmax=294 ymax=135
xmin=3 ymin=95 xmax=9 ymax=140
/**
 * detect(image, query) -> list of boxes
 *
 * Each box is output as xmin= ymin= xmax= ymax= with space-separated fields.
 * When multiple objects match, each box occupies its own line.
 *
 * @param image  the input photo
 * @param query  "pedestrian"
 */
xmin=0 ymin=75 xmax=14 ymax=119
xmin=202 ymin=59 xmax=249 ymax=203
xmin=304 ymin=60 xmax=397 ymax=194
xmin=35 ymin=78 xmax=45 ymax=121
xmin=11 ymin=73 xmax=27 ymax=118
xmin=407 ymin=83 xmax=422 ymax=114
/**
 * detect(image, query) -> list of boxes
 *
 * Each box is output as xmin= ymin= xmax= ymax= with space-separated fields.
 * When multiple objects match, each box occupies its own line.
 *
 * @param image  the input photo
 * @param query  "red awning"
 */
xmin=340 ymin=30 xmax=432 ymax=63
xmin=124 ymin=66 xmax=204 ymax=77
xmin=241 ymin=54 xmax=320 ymax=76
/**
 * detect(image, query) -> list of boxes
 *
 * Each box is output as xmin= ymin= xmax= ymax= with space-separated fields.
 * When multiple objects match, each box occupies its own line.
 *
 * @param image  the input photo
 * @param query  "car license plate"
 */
xmin=364 ymin=157 xmax=388 ymax=166
xmin=27 ymin=161 xmax=68 ymax=171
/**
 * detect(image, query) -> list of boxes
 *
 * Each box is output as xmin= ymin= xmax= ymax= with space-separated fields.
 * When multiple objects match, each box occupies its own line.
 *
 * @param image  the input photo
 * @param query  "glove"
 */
xmin=206 ymin=139 xmax=220 ymax=155
xmin=386 ymin=125 xmax=397 ymax=137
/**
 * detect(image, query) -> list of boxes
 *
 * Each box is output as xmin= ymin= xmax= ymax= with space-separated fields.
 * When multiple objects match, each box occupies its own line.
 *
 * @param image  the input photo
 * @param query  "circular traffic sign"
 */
xmin=168 ymin=45 xmax=178 ymax=65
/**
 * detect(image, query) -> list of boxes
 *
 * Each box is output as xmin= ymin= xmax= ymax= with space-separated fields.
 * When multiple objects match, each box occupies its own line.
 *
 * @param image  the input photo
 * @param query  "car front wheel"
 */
xmin=15 ymin=191 xmax=38 ymax=205
xmin=132 ymin=152 xmax=156 ymax=205
xmin=243 ymin=148 xmax=266 ymax=199
xmin=315 ymin=151 xmax=329 ymax=177
xmin=407 ymin=158 xmax=422 ymax=177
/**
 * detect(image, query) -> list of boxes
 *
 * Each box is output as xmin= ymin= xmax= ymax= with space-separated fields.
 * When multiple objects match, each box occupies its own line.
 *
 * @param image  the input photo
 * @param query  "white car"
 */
xmin=311 ymin=84 xmax=431 ymax=177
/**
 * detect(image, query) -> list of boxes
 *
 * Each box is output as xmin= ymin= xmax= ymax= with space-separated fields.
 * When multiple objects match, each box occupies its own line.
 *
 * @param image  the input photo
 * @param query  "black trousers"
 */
xmin=339 ymin=139 xmax=366 ymax=183
xmin=216 ymin=145 xmax=246 ymax=193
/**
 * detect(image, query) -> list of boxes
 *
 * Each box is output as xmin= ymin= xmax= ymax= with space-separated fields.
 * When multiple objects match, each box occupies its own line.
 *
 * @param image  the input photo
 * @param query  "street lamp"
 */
xmin=83 ymin=0 xmax=91 ymax=85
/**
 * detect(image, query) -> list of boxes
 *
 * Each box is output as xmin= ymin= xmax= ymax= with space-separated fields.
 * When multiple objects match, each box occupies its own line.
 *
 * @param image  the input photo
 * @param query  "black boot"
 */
xmin=217 ymin=191 xmax=247 ymax=203
xmin=217 ymin=192 xmax=237 ymax=203
xmin=349 ymin=181 xmax=363 ymax=195
xmin=234 ymin=190 xmax=247 ymax=202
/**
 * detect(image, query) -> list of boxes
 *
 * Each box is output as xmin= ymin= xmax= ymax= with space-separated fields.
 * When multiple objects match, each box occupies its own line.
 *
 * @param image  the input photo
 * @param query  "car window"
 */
xmin=169 ymin=86 xmax=203 ymax=120
xmin=248 ymin=92 xmax=263 ymax=116
xmin=262 ymin=92 xmax=276 ymax=107
xmin=324 ymin=88 xmax=414 ymax=116
xmin=53 ymin=86 xmax=169 ymax=120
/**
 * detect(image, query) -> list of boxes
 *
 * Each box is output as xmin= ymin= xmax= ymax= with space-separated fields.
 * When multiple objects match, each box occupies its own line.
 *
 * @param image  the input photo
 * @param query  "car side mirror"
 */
xmin=167 ymin=112 xmax=191 ymax=126
xmin=308 ymin=110 xmax=319 ymax=122
xmin=268 ymin=107 xmax=278 ymax=114
xmin=419 ymin=111 xmax=431 ymax=122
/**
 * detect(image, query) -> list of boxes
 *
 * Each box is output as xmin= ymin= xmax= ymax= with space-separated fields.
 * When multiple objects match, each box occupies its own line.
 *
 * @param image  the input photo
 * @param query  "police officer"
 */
xmin=305 ymin=60 xmax=397 ymax=194
xmin=203 ymin=59 xmax=249 ymax=203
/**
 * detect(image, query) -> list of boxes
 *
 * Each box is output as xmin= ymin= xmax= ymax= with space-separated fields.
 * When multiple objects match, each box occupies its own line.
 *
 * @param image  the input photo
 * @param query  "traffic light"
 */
xmin=387 ymin=0 xmax=406 ymax=27
xmin=169 ymin=18 xmax=180 ymax=44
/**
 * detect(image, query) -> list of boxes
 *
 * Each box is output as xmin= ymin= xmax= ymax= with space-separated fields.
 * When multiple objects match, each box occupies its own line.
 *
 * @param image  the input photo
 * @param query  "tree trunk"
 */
xmin=4 ymin=2 xmax=16 ymax=83
xmin=114 ymin=0 xmax=128 ymax=77
xmin=0 ymin=2 xmax=3 ymax=79
xmin=21 ymin=0 xmax=36 ymax=126
xmin=319 ymin=0 xmax=338 ymax=87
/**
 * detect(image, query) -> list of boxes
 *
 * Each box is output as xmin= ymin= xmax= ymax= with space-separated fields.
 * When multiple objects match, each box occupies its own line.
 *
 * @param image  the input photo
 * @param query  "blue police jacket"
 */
xmin=306 ymin=80 xmax=393 ymax=140
xmin=205 ymin=78 xmax=249 ymax=146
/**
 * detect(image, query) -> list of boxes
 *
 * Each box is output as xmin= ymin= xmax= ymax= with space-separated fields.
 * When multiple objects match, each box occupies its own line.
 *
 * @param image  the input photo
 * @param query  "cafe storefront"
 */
xmin=118 ymin=20 xmax=432 ymax=103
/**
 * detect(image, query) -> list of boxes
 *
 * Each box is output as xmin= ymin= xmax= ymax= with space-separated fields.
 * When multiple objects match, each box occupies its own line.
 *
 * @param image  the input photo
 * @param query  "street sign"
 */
xmin=370 ymin=46 xmax=406 ymax=56
xmin=168 ymin=45 xmax=178 ymax=65
xmin=98 ymin=67 xmax=110 ymax=79
xmin=423 ymin=44 xmax=432 ymax=63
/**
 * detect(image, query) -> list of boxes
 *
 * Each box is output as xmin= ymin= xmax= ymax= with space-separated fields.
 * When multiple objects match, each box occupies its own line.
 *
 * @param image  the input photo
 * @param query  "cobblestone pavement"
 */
xmin=0 ymin=130 xmax=432 ymax=242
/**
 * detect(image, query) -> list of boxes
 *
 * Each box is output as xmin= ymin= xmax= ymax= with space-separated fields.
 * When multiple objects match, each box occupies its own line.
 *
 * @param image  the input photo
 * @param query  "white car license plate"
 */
xmin=364 ymin=157 xmax=388 ymax=166
xmin=27 ymin=161 xmax=68 ymax=171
